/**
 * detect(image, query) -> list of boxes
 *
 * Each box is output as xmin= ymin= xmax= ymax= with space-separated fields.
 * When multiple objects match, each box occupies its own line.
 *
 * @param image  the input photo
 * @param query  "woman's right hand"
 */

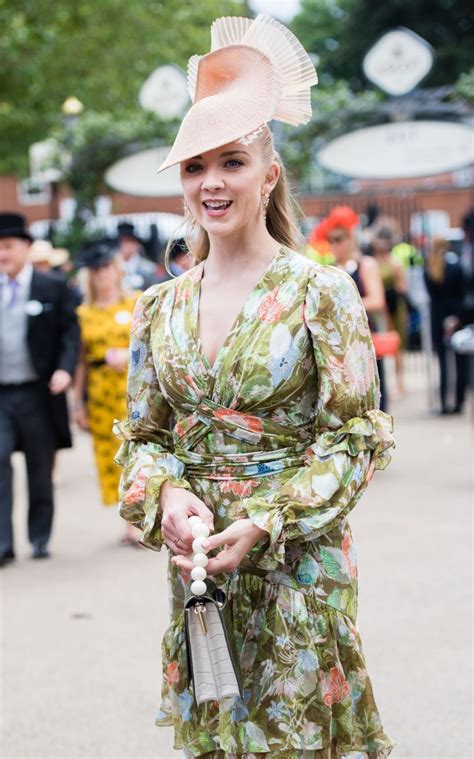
xmin=160 ymin=481 xmax=214 ymax=556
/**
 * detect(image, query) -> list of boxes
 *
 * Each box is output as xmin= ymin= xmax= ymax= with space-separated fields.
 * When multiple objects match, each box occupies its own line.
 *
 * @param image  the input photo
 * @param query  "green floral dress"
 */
xmin=115 ymin=247 xmax=395 ymax=759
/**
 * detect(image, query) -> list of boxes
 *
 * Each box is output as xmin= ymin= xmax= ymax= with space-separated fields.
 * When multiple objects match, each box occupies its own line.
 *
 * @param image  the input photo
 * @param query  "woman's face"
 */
xmin=327 ymin=226 xmax=353 ymax=262
xmin=180 ymin=140 xmax=278 ymax=239
xmin=90 ymin=260 xmax=121 ymax=294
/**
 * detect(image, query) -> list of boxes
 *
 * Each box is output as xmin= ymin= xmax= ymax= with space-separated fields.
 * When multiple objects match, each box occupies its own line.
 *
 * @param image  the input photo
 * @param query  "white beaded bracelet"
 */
xmin=188 ymin=515 xmax=210 ymax=596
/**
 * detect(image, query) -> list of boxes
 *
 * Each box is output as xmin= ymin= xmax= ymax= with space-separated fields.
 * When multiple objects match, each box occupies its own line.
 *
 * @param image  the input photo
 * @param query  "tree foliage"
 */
xmin=2 ymin=0 xmax=472 ymax=197
xmin=292 ymin=0 xmax=474 ymax=91
xmin=0 ymin=0 xmax=245 ymax=175
xmin=278 ymin=81 xmax=382 ymax=189
xmin=51 ymin=110 xmax=174 ymax=214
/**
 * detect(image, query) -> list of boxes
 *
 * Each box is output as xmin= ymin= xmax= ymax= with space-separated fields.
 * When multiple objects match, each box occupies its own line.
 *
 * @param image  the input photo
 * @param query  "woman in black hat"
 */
xmin=73 ymin=241 xmax=141 ymax=544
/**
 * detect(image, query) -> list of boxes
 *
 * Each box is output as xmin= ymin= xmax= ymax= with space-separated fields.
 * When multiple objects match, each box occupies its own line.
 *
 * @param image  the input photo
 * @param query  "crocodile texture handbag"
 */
xmin=184 ymin=578 xmax=243 ymax=705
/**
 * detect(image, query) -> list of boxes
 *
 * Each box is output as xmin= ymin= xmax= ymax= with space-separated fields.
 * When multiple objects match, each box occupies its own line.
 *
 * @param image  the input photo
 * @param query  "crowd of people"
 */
xmin=308 ymin=205 xmax=472 ymax=415
xmin=2 ymin=7 xmax=472 ymax=755
xmin=0 ymin=212 xmax=187 ymax=566
xmin=0 ymin=206 xmax=468 ymax=565
xmin=0 ymin=203 xmax=471 ymax=568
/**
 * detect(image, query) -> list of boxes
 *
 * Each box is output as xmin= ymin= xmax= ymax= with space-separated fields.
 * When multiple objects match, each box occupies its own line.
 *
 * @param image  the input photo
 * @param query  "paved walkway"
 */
xmin=1 ymin=357 xmax=472 ymax=758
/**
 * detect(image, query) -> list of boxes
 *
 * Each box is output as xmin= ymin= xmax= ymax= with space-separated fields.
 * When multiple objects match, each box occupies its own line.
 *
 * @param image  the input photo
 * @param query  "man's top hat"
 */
xmin=0 ymin=213 xmax=33 ymax=241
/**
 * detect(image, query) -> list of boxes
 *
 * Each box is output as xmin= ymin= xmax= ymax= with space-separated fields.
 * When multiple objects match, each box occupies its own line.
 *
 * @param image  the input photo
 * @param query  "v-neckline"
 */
xmin=193 ymin=246 xmax=284 ymax=374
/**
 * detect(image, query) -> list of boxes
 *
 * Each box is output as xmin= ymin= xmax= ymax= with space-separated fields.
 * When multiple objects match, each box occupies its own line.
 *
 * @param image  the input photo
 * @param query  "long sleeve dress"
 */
xmin=115 ymin=247 xmax=395 ymax=759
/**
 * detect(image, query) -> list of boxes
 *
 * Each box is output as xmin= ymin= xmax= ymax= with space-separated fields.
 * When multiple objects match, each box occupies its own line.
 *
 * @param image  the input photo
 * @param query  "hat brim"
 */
xmin=75 ymin=252 xmax=116 ymax=269
xmin=0 ymin=228 xmax=33 ymax=242
xmin=50 ymin=249 xmax=70 ymax=267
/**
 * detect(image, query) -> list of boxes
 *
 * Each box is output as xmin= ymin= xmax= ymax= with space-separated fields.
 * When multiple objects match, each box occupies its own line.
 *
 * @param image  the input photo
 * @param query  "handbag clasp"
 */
xmin=194 ymin=602 xmax=208 ymax=634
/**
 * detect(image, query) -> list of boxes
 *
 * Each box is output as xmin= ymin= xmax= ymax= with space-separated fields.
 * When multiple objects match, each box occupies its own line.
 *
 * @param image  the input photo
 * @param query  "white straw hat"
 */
xmin=29 ymin=239 xmax=70 ymax=267
xmin=158 ymin=14 xmax=317 ymax=172
xmin=29 ymin=239 xmax=55 ymax=264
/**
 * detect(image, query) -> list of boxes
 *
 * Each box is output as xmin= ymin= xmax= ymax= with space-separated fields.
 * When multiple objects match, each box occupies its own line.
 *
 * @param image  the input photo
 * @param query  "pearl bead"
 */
xmin=192 ymin=537 xmax=208 ymax=554
xmin=188 ymin=516 xmax=202 ymax=528
xmin=191 ymin=522 xmax=210 ymax=539
xmin=192 ymin=553 xmax=208 ymax=568
xmin=191 ymin=580 xmax=207 ymax=596
xmin=191 ymin=566 xmax=207 ymax=582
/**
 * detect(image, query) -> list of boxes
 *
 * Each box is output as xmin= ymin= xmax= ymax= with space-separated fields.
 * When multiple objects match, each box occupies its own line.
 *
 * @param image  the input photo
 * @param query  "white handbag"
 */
xmin=184 ymin=579 xmax=243 ymax=705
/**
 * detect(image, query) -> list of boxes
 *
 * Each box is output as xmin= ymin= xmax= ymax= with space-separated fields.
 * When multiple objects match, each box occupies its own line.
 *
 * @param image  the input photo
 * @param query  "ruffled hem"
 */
xmin=157 ymin=574 xmax=394 ymax=758
xmin=176 ymin=744 xmax=395 ymax=758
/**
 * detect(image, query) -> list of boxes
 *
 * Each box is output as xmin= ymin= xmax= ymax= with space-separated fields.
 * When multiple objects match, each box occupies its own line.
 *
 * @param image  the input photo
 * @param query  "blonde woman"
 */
xmin=74 ymin=241 xmax=140 ymax=543
xmin=115 ymin=14 xmax=395 ymax=758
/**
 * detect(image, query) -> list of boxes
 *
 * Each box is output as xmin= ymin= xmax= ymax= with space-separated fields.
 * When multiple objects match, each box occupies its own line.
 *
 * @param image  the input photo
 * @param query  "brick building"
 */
xmin=1 ymin=169 xmax=472 ymax=237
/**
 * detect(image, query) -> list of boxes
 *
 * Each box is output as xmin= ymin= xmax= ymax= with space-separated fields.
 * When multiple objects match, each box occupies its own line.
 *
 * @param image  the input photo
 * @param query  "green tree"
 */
xmin=50 ymin=110 xmax=174 ymax=216
xmin=292 ymin=0 xmax=474 ymax=90
xmin=0 ymin=0 xmax=245 ymax=175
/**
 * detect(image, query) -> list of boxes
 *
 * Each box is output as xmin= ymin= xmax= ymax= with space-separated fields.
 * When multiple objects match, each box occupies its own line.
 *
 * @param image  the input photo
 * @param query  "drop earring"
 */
xmin=262 ymin=193 xmax=270 ymax=222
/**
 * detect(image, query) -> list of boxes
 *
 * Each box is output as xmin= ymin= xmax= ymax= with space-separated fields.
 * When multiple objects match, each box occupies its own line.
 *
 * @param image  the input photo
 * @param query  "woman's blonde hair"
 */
xmin=427 ymin=236 xmax=448 ymax=284
xmin=167 ymin=126 xmax=304 ymax=267
xmin=79 ymin=256 xmax=127 ymax=305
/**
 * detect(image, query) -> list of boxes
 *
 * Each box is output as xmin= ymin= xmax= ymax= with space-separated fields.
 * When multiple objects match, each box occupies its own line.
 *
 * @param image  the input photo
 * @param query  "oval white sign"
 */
xmin=318 ymin=121 xmax=474 ymax=179
xmin=105 ymin=147 xmax=182 ymax=197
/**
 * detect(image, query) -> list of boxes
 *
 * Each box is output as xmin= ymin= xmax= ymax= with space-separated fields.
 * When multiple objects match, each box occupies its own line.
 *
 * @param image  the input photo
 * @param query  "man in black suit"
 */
xmin=0 ymin=213 xmax=80 ymax=566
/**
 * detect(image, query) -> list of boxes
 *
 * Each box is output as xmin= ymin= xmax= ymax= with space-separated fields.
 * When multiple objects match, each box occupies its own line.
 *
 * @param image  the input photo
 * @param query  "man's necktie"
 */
xmin=7 ymin=279 xmax=19 ymax=308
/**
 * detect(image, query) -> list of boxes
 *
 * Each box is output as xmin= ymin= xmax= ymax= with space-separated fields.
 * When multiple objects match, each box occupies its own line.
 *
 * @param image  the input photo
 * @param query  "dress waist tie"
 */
xmin=174 ymin=443 xmax=308 ymax=480
xmin=173 ymin=397 xmax=312 ymax=479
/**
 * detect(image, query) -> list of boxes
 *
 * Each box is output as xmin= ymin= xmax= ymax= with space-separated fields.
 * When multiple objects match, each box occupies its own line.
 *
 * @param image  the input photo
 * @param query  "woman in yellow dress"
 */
xmin=74 ymin=241 xmax=140 ymax=543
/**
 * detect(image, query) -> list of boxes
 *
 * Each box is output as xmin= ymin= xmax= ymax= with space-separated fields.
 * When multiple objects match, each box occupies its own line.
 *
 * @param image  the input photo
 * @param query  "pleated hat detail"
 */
xmin=158 ymin=14 xmax=318 ymax=172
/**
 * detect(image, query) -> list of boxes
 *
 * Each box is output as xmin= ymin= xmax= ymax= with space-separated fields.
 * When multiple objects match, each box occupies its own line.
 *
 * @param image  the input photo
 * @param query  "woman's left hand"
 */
xmin=172 ymin=519 xmax=266 ymax=576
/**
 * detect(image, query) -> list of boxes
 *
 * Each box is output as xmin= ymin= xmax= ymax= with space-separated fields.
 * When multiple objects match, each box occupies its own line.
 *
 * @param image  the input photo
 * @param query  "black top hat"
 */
xmin=117 ymin=222 xmax=142 ymax=242
xmin=0 ymin=212 xmax=33 ymax=241
xmin=76 ymin=239 xmax=117 ymax=269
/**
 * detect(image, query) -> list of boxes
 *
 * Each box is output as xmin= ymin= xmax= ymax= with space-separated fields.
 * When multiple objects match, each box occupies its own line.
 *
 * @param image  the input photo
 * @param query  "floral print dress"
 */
xmin=115 ymin=247 xmax=395 ymax=759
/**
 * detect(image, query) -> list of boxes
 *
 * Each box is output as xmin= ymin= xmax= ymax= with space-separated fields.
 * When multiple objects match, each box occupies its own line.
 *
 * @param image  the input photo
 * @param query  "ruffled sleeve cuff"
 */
xmin=310 ymin=409 xmax=395 ymax=470
xmin=230 ymin=409 xmax=395 ymax=570
xmin=230 ymin=496 xmax=285 ymax=570
xmin=114 ymin=431 xmax=191 ymax=551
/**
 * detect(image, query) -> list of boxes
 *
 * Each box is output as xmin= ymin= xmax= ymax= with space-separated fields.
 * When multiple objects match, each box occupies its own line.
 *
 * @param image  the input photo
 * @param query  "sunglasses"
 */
xmin=327 ymin=234 xmax=346 ymax=244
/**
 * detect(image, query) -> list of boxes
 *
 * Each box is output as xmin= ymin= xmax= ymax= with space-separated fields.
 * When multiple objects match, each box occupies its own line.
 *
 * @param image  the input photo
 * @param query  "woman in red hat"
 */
xmin=315 ymin=206 xmax=389 ymax=412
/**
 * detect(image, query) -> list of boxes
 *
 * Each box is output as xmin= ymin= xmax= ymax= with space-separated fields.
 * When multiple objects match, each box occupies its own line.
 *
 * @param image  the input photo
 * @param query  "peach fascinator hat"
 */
xmin=158 ymin=13 xmax=318 ymax=172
